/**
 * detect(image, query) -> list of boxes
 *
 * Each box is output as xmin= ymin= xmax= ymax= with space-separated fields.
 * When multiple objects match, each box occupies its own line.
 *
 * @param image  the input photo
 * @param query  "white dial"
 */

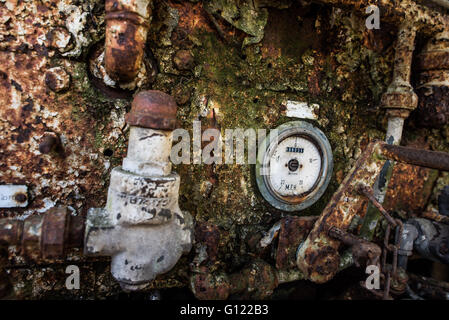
xmin=268 ymin=136 xmax=322 ymax=198
xmin=256 ymin=121 xmax=333 ymax=212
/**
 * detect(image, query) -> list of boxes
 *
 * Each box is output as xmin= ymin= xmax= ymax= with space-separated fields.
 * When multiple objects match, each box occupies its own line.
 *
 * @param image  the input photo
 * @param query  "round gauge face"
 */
xmin=267 ymin=135 xmax=322 ymax=200
xmin=256 ymin=121 xmax=333 ymax=212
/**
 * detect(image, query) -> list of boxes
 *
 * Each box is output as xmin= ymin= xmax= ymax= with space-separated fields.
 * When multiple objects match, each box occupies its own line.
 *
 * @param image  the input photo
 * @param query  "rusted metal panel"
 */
xmin=383 ymin=163 xmax=438 ymax=216
xmin=297 ymin=141 xmax=385 ymax=283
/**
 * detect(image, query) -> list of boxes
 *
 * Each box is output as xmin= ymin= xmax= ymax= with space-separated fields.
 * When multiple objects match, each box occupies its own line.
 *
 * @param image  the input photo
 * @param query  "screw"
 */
xmin=45 ymin=67 xmax=70 ymax=92
xmin=14 ymin=193 xmax=27 ymax=203
xmin=39 ymin=132 xmax=64 ymax=156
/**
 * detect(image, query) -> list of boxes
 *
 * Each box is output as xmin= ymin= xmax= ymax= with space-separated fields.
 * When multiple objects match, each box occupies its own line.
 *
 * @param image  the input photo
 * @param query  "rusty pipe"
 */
xmin=105 ymin=0 xmax=151 ymax=83
xmin=359 ymin=23 xmax=418 ymax=241
xmin=317 ymin=0 xmax=448 ymax=35
xmin=0 ymin=207 xmax=84 ymax=260
xmin=430 ymin=0 xmax=449 ymax=9
xmin=380 ymin=143 xmax=449 ymax=171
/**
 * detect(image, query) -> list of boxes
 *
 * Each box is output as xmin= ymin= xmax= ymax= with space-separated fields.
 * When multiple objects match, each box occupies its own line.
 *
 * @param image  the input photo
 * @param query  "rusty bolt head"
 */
xmin=45 ymin=67 xmax=70 ymax=92
xmin=125 ymin=90 xmax=178 ymax=130
xmin=173 ymin=50 xmax=195 ymax=71
xmin=39 ymin=132 xmax=60 ymax=154
xmin=47 ymin=27 xmax=73 ymax=53
xmin=14 ymin=193 xmax=27 ymax=204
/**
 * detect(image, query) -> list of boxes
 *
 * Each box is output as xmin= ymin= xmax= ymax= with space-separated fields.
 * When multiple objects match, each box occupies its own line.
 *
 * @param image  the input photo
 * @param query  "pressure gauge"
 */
xmin=256 ymin=121 xmax=333 ymax=212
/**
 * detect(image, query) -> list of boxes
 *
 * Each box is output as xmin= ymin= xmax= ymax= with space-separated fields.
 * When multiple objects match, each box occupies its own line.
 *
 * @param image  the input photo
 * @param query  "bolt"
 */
xmin=14 ymin=193 xmax=27 ymax=203
xmin=125 ymin=90 xmax=178 ymax=130
xmin=38 ymin=132 xmax=62 ymax=155
xmin=173 ymin=50 xmax=195 ymax=71
xmin=45 ymin=67 xmax=70 ymax=92
xmin=47 ymin=27 xmax=73 ymax=53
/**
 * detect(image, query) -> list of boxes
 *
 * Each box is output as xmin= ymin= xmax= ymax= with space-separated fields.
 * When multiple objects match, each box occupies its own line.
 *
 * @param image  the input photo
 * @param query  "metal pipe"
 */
xmin=360 ymin=23 xmax=418 ymax=240
xmin=0 ymin=207 xmax=84 ymax=260
xmin=104 ymin=0 xmax=151 ymax=83
xmin=430 ymin=0 xmax=449 ymax=9
xmin=317 ymin=0 xmax=448 ymax=35
xmin=381 ymin=144 xmax=449 ymax=171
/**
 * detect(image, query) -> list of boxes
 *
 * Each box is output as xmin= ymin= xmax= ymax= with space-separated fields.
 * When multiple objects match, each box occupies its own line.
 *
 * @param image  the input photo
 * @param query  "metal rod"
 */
xmin=381 ymin=144 xmax=449 ymax=171
xmin=430 ymin=0 xmax=449 ymax=9
xmin=358 ymin=184 xmax=398 ymax=227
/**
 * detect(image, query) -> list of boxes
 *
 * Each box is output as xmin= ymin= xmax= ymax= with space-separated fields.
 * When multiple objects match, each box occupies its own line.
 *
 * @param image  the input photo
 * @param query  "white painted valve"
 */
xmin=84 ymin=91 xmax=193 ymax=291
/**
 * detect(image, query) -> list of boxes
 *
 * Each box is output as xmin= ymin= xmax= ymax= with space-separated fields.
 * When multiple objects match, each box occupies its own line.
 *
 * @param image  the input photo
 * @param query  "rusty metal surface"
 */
xmin=414 ymin=31 xmax=449 ymax=128
xmin=191 ymin=259 xmax=279 ymax=300
xmin=383 ymin=143 xmax=438 ymax=217
xmin=0 ymin=0 xmax=448 ymax=299
xmin=275 ymin=216 xmax=316 ymax=270
xmin=328 ymin=226 xmax=381 ymax=267
xmin=125 ymin=90 xmax=177 ymax=130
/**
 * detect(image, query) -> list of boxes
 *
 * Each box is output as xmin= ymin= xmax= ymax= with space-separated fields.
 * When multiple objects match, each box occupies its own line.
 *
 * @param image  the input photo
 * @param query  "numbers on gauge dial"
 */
xmin=268 ymin=136 xmax=322 ymax=197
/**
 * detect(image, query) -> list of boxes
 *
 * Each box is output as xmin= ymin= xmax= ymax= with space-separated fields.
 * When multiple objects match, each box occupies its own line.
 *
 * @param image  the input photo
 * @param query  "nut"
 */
xmin=47 ymin=27 xmax=73 ymax=53
xmin=45 ymin=67 xmax=70 ymax=92
xmin=125 ymin=90 xmax=178 ymax=130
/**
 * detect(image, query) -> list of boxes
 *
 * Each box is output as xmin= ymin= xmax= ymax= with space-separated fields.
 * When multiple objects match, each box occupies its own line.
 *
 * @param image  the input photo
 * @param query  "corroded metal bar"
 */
xmin=381 ymin=144 xmax=449 ymax=171
xmin=328 ymin=226 xmax=382 ymax=267
xmin=357 ymin=184 xmax=398 ymax=226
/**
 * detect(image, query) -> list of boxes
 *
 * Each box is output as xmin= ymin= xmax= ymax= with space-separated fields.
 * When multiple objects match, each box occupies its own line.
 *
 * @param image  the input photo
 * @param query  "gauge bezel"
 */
xmin=255 ymin=121 xmax=333 ymax=212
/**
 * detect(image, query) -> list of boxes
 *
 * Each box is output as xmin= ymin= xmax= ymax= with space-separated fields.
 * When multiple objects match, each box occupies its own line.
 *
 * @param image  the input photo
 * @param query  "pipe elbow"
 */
xmin=104 ymin=0 xmax=151 ymax=83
